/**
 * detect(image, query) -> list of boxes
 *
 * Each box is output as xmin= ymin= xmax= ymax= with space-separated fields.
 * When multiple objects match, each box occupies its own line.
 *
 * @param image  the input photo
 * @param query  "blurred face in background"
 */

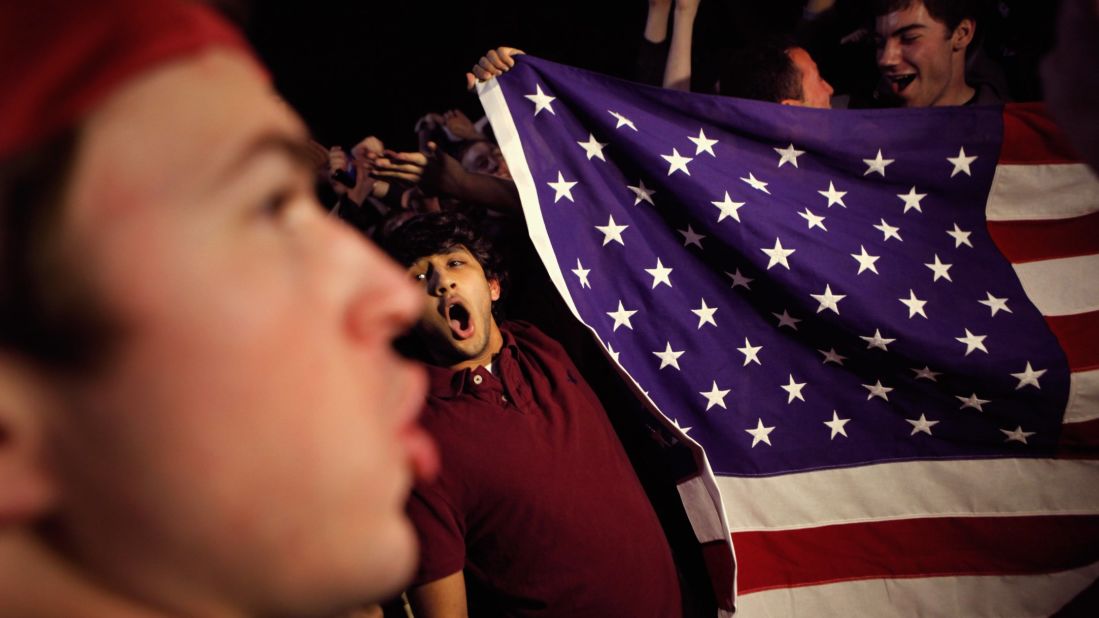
xmin=31 ymin=48 xmax=436 ymax=616
xmin=460 ymin=140 xmax=511 ymax=179
xmin=875 ymin=1 xmax=975 ymax=107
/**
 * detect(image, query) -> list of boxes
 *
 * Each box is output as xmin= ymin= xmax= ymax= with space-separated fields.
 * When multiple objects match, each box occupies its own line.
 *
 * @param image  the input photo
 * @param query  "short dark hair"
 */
xmin=0 ymin=130 xmax=121 ymax=373
xmin=872 ymin=0 xmax=977 ymax=33
xmin=717 ymin=42 xmax=803 ymax=104
xmin=375 ymin=210 xmax=508 ymax=298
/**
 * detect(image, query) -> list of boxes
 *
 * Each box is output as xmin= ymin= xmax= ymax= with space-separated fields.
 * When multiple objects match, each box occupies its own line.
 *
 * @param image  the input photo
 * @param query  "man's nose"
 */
xmin=878 ymin=39 xmax=900 ymax=68
xmin=428 ymin=268 xmax=454 ymax=296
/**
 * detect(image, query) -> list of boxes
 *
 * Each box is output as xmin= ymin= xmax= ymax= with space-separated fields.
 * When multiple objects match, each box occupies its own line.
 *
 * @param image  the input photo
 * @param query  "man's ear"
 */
xmin=488 ymin=277 xmax=501 ymax=302
xmin=952 ymin=18 xmax=975 ymax=51
xmin=0 ymin=355 xmax=59 ymax=525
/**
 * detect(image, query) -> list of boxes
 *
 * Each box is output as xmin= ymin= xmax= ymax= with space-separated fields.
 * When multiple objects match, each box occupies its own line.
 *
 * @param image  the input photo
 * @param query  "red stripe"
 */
xmin=701 ymin=540 xmax=736 ymax=610
xmin=1046 ymin=312 xmax=1099 ymax=372
xmin=987 ymin=211 xmax=1099 ymax=264
xmin=733 ymin=515 xmax=1099 ymax=593
xmin=1001 ymin=103 xmax=1083 ymax=165
xmin=1059 ymin=418 xmax=1099 ymax=459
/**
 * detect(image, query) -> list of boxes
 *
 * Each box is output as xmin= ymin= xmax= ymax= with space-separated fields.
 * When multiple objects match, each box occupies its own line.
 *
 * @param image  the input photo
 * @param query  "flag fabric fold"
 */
xmin=479 ymin=55 xmax=1099 ymax=616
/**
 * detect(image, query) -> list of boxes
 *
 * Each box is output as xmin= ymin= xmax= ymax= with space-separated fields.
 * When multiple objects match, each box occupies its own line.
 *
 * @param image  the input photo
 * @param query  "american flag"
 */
xmin=478 ymin=56 xmax=1099 ymax=616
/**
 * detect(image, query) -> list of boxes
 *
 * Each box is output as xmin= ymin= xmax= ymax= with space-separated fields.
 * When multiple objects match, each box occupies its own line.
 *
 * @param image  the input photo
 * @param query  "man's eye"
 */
xmin=448 ymin=260 xmax=464 ymax=267
xmin=413 ymin=273 xmax=426 ymax=281
xmin=259 ymin=188 xmax=294 ymax=219
xmin=901 ymin=35 xmax=919 ymax=44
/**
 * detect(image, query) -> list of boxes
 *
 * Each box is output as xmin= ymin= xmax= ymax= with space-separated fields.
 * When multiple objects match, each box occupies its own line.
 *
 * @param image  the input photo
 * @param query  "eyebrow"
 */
xmin=889 ymin=23 xmax=926 ymax=38
xmin=217 ymin=132 xmax=318 ymax=186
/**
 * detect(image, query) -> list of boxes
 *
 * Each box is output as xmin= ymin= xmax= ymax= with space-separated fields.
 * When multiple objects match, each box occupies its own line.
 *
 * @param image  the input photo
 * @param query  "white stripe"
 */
xmin=987 ymin=163 xmax=1099 ymax=221
xmin=1068 ymin=369 xmax=1099 ymax=424
xmin=717 ymin=458 xmax=1099 ymax=532
xmin=735 ymin=561 xmax=1099 ymax=618
xmin=1013 ymin=253 xmax=1099 ymax=316
xmin=677 ymin=476 xmax=731 ymax=544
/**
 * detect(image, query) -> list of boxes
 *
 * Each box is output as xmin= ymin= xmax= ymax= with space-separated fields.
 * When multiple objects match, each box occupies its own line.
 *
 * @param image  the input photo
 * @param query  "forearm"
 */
xmin=663 ymin=4 xmax=698 ymax=91
xmin=448 ymin=170 xmax=521 ymax=217
xmin=644 ymin=0 xmax=672 ymax=43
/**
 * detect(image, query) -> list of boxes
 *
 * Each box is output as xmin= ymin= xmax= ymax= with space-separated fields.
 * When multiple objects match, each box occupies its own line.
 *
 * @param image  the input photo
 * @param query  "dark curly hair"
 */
xmin=375 ymin=210 xmax=509 ymax=309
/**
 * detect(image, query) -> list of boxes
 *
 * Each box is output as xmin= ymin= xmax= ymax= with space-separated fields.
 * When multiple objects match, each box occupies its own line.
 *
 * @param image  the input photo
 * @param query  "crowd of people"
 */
xmin=1 ymin=0 xmax=1096 ymax=617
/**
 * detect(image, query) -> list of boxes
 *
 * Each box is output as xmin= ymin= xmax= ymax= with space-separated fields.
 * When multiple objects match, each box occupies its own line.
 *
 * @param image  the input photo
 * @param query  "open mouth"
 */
xmin=888 ymin=74 xmax=916 ymax=93
xmin=445 ymin=301 xmax=475 ymax=340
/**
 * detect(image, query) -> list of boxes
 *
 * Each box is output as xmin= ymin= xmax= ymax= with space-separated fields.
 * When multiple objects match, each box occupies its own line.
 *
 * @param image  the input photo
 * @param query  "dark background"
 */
xmin=240 ymin=1 xmax=1060 ymax=152
xmin=244 ymin=1 xmax=646 ymax=150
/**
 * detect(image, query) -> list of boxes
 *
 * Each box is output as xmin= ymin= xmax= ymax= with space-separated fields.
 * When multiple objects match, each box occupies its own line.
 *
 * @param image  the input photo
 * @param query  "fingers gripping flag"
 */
xmin=478 ymin=56 xmax=1099 ymax=616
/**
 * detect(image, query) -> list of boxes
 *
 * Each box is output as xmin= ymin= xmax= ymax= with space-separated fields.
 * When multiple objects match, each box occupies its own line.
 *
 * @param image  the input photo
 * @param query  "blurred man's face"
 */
xmin=46 ymin=50 xmax=435 ymax=615
xmin=787 ymin=47 xmax=833 ymax=109
xmin=407 ymin=245 xmax=502 ymax=371
xmin=875 ymin=1 xmax=974 ymax=107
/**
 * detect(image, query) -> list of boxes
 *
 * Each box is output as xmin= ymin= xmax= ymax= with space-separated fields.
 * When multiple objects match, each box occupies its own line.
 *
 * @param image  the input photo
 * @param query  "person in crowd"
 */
xmin=0 ymin=1 xmax=437 ymax=616
xmin=717 ymin=40 xmax=835 ymax=107
xmin=376 ymin=211 xmax=684 ymax=618
xmin=1042 ymin=0 xmax=1099 ymax=173
xmin=872 ymin=0 xmax=1002 ymax=106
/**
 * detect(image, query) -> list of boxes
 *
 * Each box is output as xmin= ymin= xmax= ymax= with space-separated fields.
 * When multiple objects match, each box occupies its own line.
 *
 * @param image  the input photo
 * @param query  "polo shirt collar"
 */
xmin=425 ymin=323 xmax=519 ymax=399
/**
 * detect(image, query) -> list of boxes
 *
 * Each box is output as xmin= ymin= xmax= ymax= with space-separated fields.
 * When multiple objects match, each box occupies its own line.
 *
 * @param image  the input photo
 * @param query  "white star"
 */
xmin=774 ymin=143 xmax=805 ymax=168
xmin=956 ymin=329 xmax=988 ymax=355
xmin=899 ymin=289 xmax=928 ymax=319
xmin=1011 ymin=362 xmax=1047 ymax=390
xmin=863 ymin=148 xmax=895 ymax=176
xmin=824 ymin=411 xmax=851 ymax=439
xmin=644 ymin=258 xmax=673 ymax=289
xmin=524 ymin=84 xmax=556 ymax=115
xmin=627 ymin=180 xmax=655 ymax=205
xmin=661 ymin=148 xmax=693 ymax=176
xmin=571 ymin=259 xmax=591 ymax=289
xmin=907 ymin=414 xmax=939 ymax=436
xmin=979 ymin=292 xmax=1012 ymax=316
xmin=712 ymin=191 xmax=745 ymax=222
xmin=761 ymin=237 xmax=795 ymax=270
xmin=689 ymin=128 xmax=718 ymax=156
xmin=726 ymin=269 xmax=753 ymax=289
xmin=691 ymin=298 xmax=718 ymax=329
xmin=607 ymin=301 xmax=637 ymax=331
xmin=819 ymin=348 xmax=846 ymax=365
xmin=863 ymin=380 xmax=893 ymax=401
xmin=737 ymin=338 xmax=762 ymax=366
xmin=811 ymin=284 xmax=846 ymax=314
xmin=1001 ymin=426 xmax=1036 ymax=444
xmin=799 ymin=208 xmax=827 ymax=231
xmin=608 ymin=110 xmax=637 ymax=131
xmin=781 ymin=374 xmax=807 ymax=403
xmin=851 ymin=245 xmax=880 ymax=275
xmin=818 ymin=181 xmax=847 ymax=207
xmin=653 ymin=342 xmax=685 ymax=370
xmin=576 ymin=133 xmax=607 ymax=161
xmin=678 ymin=225 xmax=706 ymax=249
xmin=670 ymin=417 xmax=692 ymax=435
xmin=897 ymin=186 xmax=927 ymax=213
xmin=947 ymin=222 xmax=974 ymax=248
xmin=874 ymin=218 xmax=903 ymax=242
xmin=605 ymin=342 xmax=621 ymax=363
xmin=746 ymin=418 xmax=775 ymax=447
xmin=740 ymin=172 xmax=770 ymax=194
xmin=595 ymin=215 xmax=628 ymax=246
xmin=924 ymin=254 xmax=953 ymax=282
xmin=700 ymin=381 xmax=731 ymax=411
xmin=547 ymin=171 xmax=577 ymax=203
xmin=773 ymin=310 xmax=801 ymax=330
xmin=957 ymin=393 xmax=990 ymax=411
xmin=912 ymin=366 xmax=941 ymax=381
xmin=947 ymin=146 xmax=977 ymax=177
xmin=860 ymin=328 xmax=896 ymax=351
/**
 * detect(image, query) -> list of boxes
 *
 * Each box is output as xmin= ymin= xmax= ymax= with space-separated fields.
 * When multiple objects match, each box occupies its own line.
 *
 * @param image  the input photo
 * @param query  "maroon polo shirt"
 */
xmin=408 ymin=321 xmax=682 ymax=617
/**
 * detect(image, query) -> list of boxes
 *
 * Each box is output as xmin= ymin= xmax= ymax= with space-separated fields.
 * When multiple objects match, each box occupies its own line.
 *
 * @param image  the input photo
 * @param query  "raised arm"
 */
xmin=663 ymin=0 xmax=700 ymax=91
xmin=465 ymin=46 xmax=526 ymax=90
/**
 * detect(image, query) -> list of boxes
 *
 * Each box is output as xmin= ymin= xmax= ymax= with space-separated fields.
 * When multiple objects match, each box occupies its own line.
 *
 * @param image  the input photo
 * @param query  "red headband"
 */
xmin=0 ymin=0 xmax=259 ymax=161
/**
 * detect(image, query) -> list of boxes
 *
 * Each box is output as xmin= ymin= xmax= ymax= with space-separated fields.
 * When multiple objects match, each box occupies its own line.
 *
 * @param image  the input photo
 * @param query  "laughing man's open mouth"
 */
xmin=446 ymin=300 xmax=475 ymax=340
xmin=889 ymin=74 xmax=916 ymax=93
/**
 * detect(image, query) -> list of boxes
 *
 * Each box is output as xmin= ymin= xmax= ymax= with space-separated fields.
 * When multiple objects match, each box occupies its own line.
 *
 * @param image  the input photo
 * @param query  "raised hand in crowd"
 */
xmin=465 ymin=46 xmax=525 ymax=89
xmin=441 ymin=109 xmax=484 ymax=142
xmin=371 ymin=142 xmax=520 ymax=216
xmin=663 ymin=0 xmax=700 ymax=91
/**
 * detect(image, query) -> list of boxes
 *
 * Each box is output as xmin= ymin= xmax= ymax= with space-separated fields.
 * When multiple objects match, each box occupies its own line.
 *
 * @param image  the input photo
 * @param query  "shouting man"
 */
xmin=379 ymin=211 xmax=683 ymax=617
